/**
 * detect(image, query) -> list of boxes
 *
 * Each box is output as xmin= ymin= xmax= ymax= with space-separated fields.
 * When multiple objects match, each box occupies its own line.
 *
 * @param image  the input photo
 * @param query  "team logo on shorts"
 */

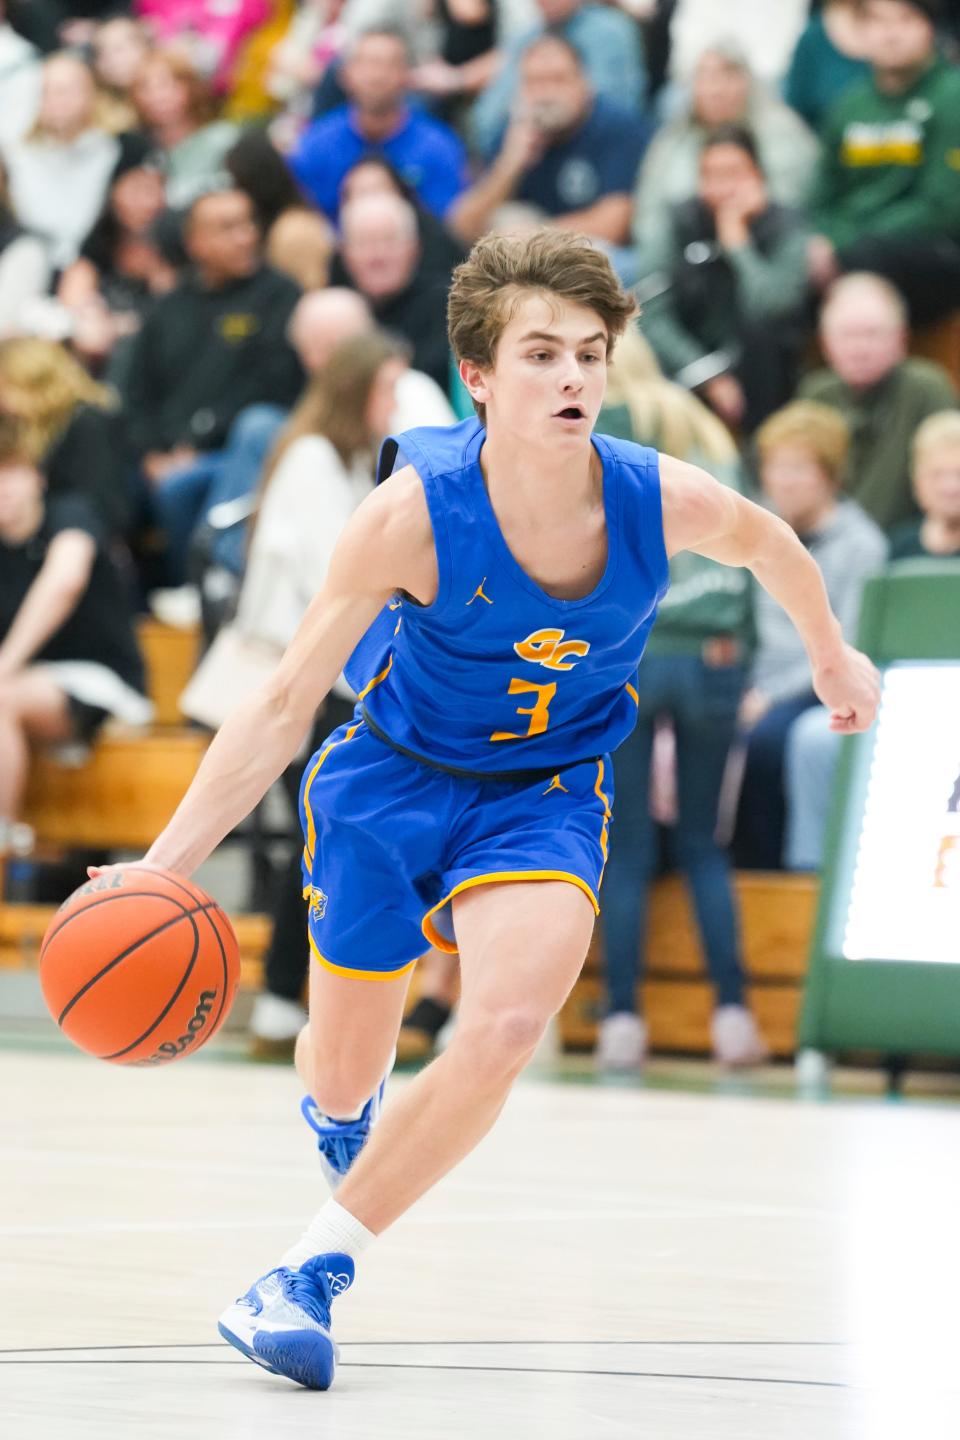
xmin=310 ymin=886 xmax=329 ymax=921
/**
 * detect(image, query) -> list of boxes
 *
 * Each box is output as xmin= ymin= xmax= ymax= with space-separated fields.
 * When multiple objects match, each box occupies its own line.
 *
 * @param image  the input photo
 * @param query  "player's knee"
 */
xmin=458 ymin=1005 xmax=547 ymax=1080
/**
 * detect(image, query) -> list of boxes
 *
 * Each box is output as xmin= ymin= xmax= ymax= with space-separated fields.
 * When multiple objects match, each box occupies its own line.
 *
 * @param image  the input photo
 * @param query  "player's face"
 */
xmin=476 ymin=292 xmax=608 ymax=448
xmin=913 ymin=446 xmax=960 ymax=527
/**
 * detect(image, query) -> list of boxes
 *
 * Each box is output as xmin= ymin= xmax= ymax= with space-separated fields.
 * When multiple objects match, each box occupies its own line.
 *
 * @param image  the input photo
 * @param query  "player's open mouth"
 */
xmin=554 ymin=406 xmax=586 ymax=421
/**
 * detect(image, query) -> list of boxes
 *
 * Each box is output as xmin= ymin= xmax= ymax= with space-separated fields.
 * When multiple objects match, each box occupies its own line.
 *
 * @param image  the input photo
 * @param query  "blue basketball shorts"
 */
xmin=298 ymin=717 xmax=614 ymax=981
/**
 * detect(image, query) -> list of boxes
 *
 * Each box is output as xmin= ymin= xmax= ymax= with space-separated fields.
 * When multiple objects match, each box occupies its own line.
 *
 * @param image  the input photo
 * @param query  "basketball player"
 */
xmin=93 ymin=231 xmax=880 ymax=1389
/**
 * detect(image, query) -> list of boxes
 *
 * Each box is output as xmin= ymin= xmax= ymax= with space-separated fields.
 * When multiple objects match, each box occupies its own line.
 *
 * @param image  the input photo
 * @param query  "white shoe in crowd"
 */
xmin=596 ymin=1011 xmax=648 ymax=1072
xmin=249 ymin=992 xmax=308 ymax=1049
xmin=710 ymin=1005 xmax=769 ymax=1068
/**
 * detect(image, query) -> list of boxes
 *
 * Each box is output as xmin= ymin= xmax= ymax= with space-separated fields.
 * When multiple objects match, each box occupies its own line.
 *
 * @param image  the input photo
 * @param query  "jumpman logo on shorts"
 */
xmin=542 ymin=775 xmax=569 ymax=796
xmin=466 ymin=577 xmax=493 ymax=606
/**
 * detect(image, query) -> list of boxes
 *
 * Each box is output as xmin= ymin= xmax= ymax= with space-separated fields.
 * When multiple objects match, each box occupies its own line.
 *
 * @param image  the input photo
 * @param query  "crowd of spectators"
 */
xmin=1 ymin=0 xmax=959 ymax=1066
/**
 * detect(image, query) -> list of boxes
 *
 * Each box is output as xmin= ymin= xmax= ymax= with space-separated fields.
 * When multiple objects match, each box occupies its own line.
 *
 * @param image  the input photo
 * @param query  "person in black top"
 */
xmin=0 ymin=415 xmax=151 ymax=844
xmin=121 ymin=186 xmax=303 ymax=485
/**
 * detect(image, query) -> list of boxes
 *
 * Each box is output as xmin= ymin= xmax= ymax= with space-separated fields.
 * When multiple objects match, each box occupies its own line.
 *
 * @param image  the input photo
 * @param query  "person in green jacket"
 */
xmin=807 ymin=0 xmax=960 ymax=323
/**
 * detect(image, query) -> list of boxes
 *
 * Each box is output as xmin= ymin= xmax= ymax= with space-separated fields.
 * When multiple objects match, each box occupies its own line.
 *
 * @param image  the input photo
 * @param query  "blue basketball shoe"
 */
xmin=301 ymin=1074 xmax=386 ymax=1190
xmin=218 ymin=1253 xmax=354 ymax=1390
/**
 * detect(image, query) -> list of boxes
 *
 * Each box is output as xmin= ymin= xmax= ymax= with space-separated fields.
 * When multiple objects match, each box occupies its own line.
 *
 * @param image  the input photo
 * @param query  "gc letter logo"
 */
xmin=513 ymin=628 xmax=590 ymax=672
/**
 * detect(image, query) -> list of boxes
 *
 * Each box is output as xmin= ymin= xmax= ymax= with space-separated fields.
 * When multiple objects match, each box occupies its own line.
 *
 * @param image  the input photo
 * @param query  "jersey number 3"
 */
xmin=490 ymin=679 xmax=557 ymax=743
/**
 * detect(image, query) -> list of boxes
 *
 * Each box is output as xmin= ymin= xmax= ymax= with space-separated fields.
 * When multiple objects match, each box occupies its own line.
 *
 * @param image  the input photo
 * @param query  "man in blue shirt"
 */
xmin=289 ymin=27 xmax=469 ymax=223
xmin=470 ymin=0 xmax=647 ymax=160
xmin=451 ymin=34 xmax=650 ymax=252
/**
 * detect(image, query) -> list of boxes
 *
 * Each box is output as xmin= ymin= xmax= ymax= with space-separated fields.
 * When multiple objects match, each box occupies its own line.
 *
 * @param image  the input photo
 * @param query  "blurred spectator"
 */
xmin=0 ymin=0 xmax=41 ymax=147
xmin=0 ymin=156 xmax=50 ymax=335
xmin=888 ymin=409 xmax=960 ymax=556
xmin=122 ymin=186 xmax=301 ymax=512
xmin=409 ymin=0 xmax=499 ymax=128
xmin=733 ymin=400 xmax=888 ymax=869
xmin=666 ymin=0 xmax=808 ymax=92
xmin=595 ymin=325 xmax=767 ymax=1071
xmin=151 ymin=285 xmax=456 ymax=594
xmin=0 ymin=413 xmax=150 ymax=847
xmin=264 ymin=206 xmax=336 ymax=292
xmin=633 ymin=42 xmax=819 ymax=257
xmin=470 ymin=0 xmax=646 ymax=160
xmin=91 ymin=16 xmax=151 ymax=134
xmin=337 ymin=154 xmax=464 ymax=282
xmin=807 ymin=0 xmax=960 ymax=323
xmin=0 ymin=337 xmax=129 ymax=537
xmin=239 ymin=330 xmax=406 ymax=1052
xmin=784 ymin=0 xmax=871 ymax=132
xmin=57 ymin=155 xmax=179 ymax=375
xmin=288 ymin=26 xmax=469 ymax=222
xmin=131 ymin=49 xmax=239 ymax=208
xmin=799 ymin=272 xmax=958 ymax=530
xmin=449 ymin=32 xmax=649 ymax=250
xmin=265 ymin=0 xmax=349 ymax=140
xmin=134 ymin=0 xmax=269 ymax=95
xmin=639 ymin=125 xmax=808 ymax=433
xmin=786 ymin=408 xmax=960 ymax=870
xmin=2 ymin=51 xmax=119 ymax=270
xmin=223 ymin=127 xmax=305 ymax=232
xmin=337 ymin=191 xmax=451 ymax=389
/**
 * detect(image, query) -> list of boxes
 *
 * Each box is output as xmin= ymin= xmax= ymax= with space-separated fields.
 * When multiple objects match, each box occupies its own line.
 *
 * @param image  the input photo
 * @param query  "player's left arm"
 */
xmin=659 ymin=454 xmax=881 ymax=733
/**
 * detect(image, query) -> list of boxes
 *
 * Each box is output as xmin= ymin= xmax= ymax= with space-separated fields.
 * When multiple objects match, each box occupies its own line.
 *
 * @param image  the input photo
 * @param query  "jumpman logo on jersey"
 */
xmin=466 ymin=577 xmax=494 ymax=606
xmin=542 ymin=775 xmax=569 ymax=796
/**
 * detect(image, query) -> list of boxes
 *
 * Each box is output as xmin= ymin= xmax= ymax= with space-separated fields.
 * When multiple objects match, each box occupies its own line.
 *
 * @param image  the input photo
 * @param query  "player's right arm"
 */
xmin=94 ymin=467 xmax=437 ymax=880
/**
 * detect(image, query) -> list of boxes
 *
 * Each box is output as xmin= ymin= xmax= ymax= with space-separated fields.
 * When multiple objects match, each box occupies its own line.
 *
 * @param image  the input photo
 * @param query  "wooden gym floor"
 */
xmin=1 ymin=1035 xmax=959 ymax=1440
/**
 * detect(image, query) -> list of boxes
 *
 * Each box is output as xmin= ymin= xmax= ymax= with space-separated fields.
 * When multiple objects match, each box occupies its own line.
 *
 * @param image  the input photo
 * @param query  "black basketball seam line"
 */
xmin=41 ymin=889 xmax=195 ymax=959
xmin=55 ymin=901 xmax=219 ymax=1027
xmin=100 ymin=911 xmax=201 ymax=1061
xmin=42 ymin=864 xmax=217 ymax=953
xmin=198 ymin=905 xmax=230 ymax=1041
xmin=130 ymin=869 xmax=237 ymax=1041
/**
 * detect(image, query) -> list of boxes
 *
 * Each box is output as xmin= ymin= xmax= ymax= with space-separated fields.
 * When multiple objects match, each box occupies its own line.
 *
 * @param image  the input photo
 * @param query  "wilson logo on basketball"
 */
xmin=139 ymin=990 xmax=218 ymax=1065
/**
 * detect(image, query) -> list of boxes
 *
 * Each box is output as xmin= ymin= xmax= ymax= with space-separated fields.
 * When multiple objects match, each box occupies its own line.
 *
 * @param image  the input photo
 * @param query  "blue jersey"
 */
xmin=344 ymin=416 xmax=668 ymax=776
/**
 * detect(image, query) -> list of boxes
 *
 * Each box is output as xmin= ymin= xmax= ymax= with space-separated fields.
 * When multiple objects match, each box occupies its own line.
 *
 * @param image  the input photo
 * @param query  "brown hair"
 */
xmin=260 ymin=331 xmax=406 ymax=486
xmin=447 ymin=230 xmax=637 ymax=420
xmin=755 ymin=400 xmax=850 ymax=487
xmin=132 ymin=48 xmax=218 ymax=129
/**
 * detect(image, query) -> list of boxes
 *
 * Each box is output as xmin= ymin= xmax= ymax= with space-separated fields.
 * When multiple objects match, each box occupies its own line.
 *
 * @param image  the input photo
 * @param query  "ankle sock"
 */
xmin=281 ymin=1198 xmax=375 ymax=1270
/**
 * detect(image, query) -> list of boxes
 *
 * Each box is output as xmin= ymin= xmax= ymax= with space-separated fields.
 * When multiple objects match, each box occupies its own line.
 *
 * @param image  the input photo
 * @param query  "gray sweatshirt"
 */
xmin=752 ymin=498 xmax=888 ymax=702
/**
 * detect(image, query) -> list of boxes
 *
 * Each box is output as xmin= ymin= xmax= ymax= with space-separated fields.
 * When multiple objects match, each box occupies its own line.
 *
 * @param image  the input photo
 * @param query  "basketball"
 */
xmin=38 ymin=865 xmax=240 ymax=1066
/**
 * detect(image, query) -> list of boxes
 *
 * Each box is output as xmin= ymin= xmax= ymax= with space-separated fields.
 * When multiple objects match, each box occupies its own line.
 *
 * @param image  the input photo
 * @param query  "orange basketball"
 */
xmin=39 ymin=865 xmax=240 ymax=1065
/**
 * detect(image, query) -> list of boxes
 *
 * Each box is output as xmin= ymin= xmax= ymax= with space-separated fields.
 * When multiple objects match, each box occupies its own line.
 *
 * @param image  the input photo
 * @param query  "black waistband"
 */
xmin=360 ymin=706 xmax=599 ymax=786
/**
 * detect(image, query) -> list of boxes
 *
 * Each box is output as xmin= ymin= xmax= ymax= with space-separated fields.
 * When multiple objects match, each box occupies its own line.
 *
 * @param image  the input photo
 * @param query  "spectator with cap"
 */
xmin=470 ymin=0 xmax=646 ymax=161
xmin=121 ymin=185 xmax=301 ymax=576
xmin=799 ymin=272 xmax=958 ymax=531
xmin=633 ymin=41 xmax=819 ymax=260
xmin=337 ymin=190 xmax=452 ymax=391
xmin=288 ymin=26 xmax=469 ymax=223
xmin=639 ymin=124 xmax=808 ymax=433
xmin=807 ymin=0 xmax=960 ymax=323
xmin=449 ymin=31 xmax=650 ymax=255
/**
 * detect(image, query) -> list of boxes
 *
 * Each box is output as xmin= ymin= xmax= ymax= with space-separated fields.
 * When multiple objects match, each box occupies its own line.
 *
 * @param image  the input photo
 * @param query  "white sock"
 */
xmin=281 ymin=1198 xmax=375 ymax=1270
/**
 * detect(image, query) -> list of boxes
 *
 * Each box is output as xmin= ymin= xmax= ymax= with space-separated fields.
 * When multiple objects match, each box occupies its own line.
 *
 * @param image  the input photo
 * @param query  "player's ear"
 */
xmin=459 ymin=357 xmax=490 ymax=408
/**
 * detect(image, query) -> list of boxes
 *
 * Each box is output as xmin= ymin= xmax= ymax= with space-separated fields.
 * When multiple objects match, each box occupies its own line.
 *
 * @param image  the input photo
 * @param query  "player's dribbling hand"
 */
xmin=811 ymin=643 xmax=881 ymax=734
